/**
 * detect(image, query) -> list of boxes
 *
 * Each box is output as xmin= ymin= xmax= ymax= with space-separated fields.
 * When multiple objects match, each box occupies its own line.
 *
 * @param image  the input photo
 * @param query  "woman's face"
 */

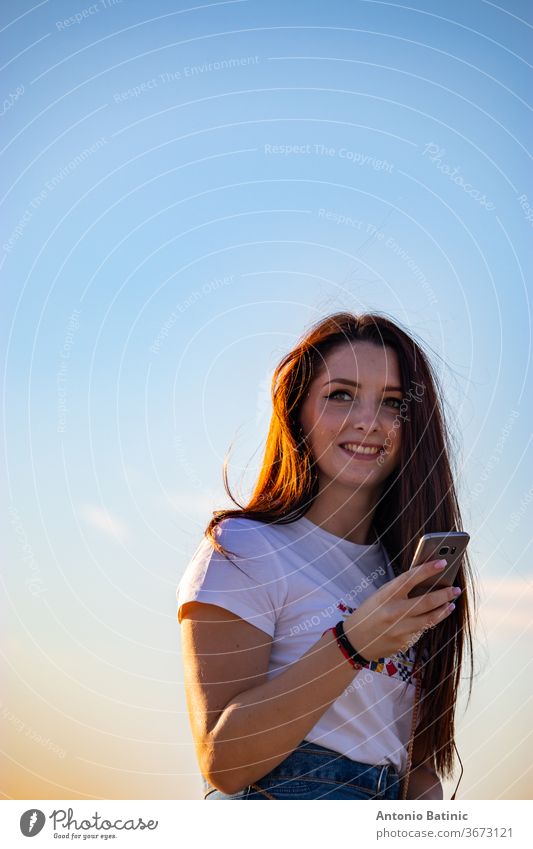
xmin=298 ymin=341 xmax=404 ymax=492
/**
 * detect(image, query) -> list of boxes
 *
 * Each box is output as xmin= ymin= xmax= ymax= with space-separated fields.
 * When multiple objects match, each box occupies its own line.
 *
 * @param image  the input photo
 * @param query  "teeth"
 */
xmin=341 ymin=443 xmax=382 ymax=455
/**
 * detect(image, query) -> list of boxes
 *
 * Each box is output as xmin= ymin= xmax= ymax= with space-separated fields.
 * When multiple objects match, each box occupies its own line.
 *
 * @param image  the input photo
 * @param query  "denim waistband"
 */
xmin=260 ymin=740 xmax=400 ymax=795
xmin=203 ymin=739 xmax=401 ymax=799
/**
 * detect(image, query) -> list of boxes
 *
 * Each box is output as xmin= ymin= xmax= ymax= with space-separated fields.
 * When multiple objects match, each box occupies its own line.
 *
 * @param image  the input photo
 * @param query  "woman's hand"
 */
xmin=343 ymin=559 xmax=459 ymax=660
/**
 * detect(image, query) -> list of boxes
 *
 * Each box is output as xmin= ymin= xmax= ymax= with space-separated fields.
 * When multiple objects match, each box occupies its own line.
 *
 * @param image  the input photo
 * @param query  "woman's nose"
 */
xmin=346 ymin=401 xmax=382 ymax=428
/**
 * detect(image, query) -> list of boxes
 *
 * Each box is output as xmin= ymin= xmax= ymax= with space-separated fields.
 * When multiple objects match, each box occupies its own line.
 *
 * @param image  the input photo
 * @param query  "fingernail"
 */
xmin=448 ymin=603 xmax=456 ymax=612
xmin=452 ymin=587 xmax=462 ymax=596
xmin=434 ymin=559 xmax=447 ymax=569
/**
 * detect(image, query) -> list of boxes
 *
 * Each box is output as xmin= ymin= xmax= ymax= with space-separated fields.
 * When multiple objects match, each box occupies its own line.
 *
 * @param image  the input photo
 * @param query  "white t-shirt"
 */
xmin=176 ymin=515 xmax=418 ymax=777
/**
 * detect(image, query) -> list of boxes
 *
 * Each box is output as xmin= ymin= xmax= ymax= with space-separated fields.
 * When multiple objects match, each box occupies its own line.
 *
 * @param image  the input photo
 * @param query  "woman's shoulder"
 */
xmin=212 ymin=515 xmax=280 ymax=556
xmin=177 ymin=516 xmax=288 ymax=627
xmin=180 ymin=516 xmax=281 ymax=586
xmin=208 ymin=516 xmax=286 ymax=577
xmin=201 ymin=516 xmax=289 ymax=598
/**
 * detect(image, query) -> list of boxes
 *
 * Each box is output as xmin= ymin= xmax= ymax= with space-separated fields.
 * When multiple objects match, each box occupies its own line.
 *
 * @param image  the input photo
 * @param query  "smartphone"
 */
xmin=407 ymin=531 xmax=470 ymax=597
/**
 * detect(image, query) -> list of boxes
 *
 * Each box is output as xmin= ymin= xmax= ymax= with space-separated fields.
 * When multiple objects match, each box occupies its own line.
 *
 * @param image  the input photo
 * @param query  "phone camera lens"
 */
xmin=439 ymin=546 xmax=450 ymax=556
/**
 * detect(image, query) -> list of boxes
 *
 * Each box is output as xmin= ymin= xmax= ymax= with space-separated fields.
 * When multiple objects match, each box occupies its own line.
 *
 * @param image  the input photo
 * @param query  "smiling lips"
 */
xmin=339 ymin=442 xmax=384 ymax=460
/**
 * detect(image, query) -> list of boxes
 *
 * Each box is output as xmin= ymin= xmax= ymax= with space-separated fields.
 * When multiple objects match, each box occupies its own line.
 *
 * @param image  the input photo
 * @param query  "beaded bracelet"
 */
xmin=322 ymin=620 xmax=371 ymax=670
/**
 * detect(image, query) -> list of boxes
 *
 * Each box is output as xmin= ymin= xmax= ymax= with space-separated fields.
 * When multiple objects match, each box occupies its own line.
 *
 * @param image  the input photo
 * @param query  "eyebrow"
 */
xmin=323 ymin=378 xmax=403 ymax=392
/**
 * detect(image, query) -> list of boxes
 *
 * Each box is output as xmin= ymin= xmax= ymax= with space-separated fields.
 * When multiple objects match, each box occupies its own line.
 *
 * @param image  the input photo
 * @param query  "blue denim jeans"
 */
xmin=203 ymin=739 xmax=402 ymax=800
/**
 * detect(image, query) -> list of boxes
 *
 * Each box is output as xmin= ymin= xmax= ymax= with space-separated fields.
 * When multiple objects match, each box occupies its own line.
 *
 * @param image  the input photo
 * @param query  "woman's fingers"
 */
xmin=405 ymin=584 xmax=460 ymax=614
xmin=389 ymin=559 xmax=447 ymax=598
xmin=427 ymin=598 xmax=456 ymax=626
xmin=408 ymin=598 xmax=456 ymax=633
xmin=344 ymin=561 xmax=458 ymax=659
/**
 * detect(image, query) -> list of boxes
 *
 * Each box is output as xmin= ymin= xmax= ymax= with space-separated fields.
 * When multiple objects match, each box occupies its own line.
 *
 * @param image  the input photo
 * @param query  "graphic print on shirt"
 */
xmin=337 ymin=601 xmax=417 ymax=684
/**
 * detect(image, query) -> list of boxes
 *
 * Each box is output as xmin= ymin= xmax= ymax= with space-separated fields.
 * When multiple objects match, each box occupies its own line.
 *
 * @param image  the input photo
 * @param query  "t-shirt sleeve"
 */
xmin=176 ymin=518 xmax=287 ymax=638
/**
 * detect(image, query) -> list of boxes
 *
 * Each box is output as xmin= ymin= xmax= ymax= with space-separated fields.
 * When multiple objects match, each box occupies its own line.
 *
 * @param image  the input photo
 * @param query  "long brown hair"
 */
xmin=204 ymin=311 xmax=477 ymax=780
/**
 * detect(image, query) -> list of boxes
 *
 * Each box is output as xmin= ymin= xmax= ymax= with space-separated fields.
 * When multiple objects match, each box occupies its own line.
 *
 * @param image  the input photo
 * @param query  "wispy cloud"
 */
xmin=79 ymin=504 xmax=129 ymax=542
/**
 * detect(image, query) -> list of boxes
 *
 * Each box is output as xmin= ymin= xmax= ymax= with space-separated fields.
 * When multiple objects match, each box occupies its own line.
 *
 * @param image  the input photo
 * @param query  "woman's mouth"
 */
xmin=339 ymin=442 xmax=385 ymax=461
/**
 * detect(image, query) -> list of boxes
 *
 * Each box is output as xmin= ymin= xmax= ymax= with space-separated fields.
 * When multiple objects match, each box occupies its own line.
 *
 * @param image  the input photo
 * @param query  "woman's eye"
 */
xmin=327 ymin=390 xmax=352 ymax=401
xmin=326 ymin=391 xmax=402 ymax=408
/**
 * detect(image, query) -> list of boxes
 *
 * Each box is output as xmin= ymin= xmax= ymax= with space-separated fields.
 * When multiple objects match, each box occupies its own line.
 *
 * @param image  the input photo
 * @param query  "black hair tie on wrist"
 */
xmin=334 ymin=619 xmax=372 ymax=666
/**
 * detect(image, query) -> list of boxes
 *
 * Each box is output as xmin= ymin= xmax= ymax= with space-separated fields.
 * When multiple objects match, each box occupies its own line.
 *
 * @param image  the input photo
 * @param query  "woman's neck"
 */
xmin=303 ymin=486 xmax=381 ymax=545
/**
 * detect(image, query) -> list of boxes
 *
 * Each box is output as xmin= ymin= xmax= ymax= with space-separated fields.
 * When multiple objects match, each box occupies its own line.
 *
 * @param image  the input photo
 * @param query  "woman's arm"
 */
xmin=182 ymin=561 xmax=459 ymax=795
xmin=406 ymin=764 xmax=443 ymax=799
xmin=181 ymin=603 xmax=361 ymax=795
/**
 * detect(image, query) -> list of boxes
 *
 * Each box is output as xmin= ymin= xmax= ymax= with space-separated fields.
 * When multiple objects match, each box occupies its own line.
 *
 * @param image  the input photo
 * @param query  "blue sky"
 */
xmin=2 ymin=0 xmax=532 ymax=800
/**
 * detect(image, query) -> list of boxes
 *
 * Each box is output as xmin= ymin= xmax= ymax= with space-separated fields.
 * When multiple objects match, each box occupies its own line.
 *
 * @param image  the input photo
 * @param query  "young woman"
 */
xmin=176 ymin=311 xmax=476 ymax=800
